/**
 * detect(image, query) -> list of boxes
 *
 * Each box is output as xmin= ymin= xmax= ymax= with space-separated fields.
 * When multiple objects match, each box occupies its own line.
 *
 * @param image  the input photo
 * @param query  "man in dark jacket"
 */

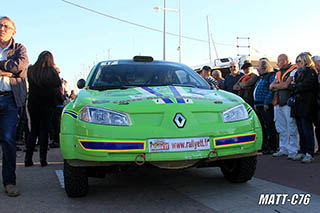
xmin=0 ymin=16 xmax=28 ymax=197
xmin=223 ymin=61 xmax=244 ymax=94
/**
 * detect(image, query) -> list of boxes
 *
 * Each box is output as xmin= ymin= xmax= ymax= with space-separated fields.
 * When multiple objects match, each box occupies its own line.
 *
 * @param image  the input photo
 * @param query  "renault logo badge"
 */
xmin=174 ymin=113 xmax=186 ymax=128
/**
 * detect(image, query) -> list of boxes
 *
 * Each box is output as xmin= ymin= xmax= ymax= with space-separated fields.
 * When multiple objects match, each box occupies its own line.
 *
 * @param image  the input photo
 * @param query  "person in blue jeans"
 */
xmin=0 ymin=16 xmax=29 ymax=197
xmin=253 ymin=59 xmax=277 ymax=154
xmin=290 ymin=53 xmax=318 ymax=163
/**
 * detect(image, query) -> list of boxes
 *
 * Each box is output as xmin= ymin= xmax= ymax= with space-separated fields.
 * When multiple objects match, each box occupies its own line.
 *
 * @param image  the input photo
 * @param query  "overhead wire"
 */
xmin=61 ymin=0 xmax=234 ymax=47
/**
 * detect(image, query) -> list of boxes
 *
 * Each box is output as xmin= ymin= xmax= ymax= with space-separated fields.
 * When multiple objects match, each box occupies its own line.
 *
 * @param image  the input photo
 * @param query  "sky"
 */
xmin=3 ymin=0 xmax=320 ymax=90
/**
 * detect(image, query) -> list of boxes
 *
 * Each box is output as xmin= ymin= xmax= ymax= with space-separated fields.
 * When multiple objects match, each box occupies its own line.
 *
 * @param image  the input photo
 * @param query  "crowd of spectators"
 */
xmin=200 ymin=52 xmax=320 ymax=164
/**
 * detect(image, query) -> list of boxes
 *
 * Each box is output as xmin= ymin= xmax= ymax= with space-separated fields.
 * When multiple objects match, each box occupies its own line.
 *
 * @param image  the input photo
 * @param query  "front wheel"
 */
xmin=220 ymin=156 xmax=257 ymax=183
xmin=64 ymin=160 xmax=88 ymax=197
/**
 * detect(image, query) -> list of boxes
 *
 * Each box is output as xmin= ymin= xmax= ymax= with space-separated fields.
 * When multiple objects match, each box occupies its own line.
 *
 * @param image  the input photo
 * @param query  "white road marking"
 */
xmin=55 ymin=170 xmax=65 ymax=188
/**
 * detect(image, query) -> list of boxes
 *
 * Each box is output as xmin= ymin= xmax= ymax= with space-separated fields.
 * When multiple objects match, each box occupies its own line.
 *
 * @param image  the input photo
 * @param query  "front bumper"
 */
xmin=60 ymin=130 xmax=262 ymax=167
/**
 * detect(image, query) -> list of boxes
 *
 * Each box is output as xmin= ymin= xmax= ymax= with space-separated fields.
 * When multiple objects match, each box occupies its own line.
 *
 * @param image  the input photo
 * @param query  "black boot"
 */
xmin=40 ymin=142 xmax=48 ymax=167
xmin=40 ymin=160 xmax=48 ymax=167
xmin=24 ymin=161 xmax=34 ymax=167
xmin=24 ymin=147 xmax=34 ymax=167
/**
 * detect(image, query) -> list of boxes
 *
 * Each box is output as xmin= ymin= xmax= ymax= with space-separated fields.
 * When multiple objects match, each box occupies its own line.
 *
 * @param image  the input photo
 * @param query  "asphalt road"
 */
xmin=255 ymin=152 xmax=320 ymax=196
xmin=0 ymin=147 xmax=319 ymax=213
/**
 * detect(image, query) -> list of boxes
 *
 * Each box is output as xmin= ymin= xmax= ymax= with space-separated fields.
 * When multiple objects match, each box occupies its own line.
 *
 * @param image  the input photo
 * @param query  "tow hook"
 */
xmin=135 ymin=153 xmax=146 ymax=166
xmin=208 ymin=150 xmax=218 ymax=161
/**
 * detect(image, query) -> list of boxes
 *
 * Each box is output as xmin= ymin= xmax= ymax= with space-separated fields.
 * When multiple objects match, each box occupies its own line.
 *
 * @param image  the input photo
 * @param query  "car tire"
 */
xmin=64 ymin=160 xmax=88 ymax=197
xmin=220 ymin=156 xmax=257 ymax=183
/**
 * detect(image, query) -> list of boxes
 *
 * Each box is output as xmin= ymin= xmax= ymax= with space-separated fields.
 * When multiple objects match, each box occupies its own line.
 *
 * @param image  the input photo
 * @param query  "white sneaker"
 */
xmin=301 ymin=153 xmax=313 ymax=164
xmin=272 ymin=151 xmax=287 ymax=157
xmin=292 ymin=153 xmax=305 ymax=161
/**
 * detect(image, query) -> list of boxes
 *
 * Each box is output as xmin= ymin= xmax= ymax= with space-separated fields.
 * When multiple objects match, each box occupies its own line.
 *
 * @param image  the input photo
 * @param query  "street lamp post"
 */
xmin=154 ymin=0 xmax=181 ymax=62
xmin=163 ymin=0 xmax=166 ymax=61
xmin=178 ymin=0 xmax=181 ymax=63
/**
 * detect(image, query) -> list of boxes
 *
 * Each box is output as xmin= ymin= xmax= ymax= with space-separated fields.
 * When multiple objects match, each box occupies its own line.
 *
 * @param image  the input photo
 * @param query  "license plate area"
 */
xmin=148 ymin=137 xmax=210 ymax=153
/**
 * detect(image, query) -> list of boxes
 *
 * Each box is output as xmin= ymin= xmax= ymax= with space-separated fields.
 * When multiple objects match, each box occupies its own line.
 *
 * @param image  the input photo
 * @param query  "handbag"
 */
xmin=287 ymin=96 xmax=295 ymax=107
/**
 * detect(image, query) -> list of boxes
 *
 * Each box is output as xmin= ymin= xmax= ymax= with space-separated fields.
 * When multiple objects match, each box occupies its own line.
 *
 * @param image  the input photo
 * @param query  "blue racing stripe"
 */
xmin=64 ymin=110 xmax=78 ymax=116
xmin=169 ymin=86 xmax=185 ymax=103
xmin=142 ymin=87 xmax=173 ymax=104
xmin=64 ymin=111 xmax=78 ymax=119
xmin=215 ymin=134 xmax=256 ymax=147
xmin=80 ymin=141 xmax=145 ymax=151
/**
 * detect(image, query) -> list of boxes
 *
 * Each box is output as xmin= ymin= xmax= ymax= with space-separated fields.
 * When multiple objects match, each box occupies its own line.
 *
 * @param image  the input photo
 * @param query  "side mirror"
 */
xmin=77 ymin=79 xmax=86 ymax=89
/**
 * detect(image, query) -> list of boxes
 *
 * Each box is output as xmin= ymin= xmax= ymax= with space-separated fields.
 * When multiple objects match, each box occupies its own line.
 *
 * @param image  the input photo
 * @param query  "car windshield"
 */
xmin=88 ymin=62 xmax=210 ymax=90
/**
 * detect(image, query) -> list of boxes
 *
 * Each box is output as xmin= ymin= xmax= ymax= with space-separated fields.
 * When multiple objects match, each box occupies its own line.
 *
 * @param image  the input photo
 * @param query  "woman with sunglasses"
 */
xmin=290 ymin=52 xmax=318 ymax=163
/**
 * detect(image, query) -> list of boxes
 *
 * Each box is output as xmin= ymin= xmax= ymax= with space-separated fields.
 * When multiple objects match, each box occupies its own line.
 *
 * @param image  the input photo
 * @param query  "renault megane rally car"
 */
xmin=60 ymin=56 xmax=262 ymax=197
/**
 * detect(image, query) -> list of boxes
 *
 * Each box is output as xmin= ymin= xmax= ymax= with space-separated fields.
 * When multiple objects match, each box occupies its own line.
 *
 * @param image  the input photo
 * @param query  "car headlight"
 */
xmin=222 ymin=104 xmax=249 ymax=123
xmin=79 ymin=106 xmax=131 ymax=126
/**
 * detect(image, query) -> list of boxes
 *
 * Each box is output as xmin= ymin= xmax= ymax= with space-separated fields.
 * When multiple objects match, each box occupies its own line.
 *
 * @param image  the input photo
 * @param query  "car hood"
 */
xmin=72 ymin=86 xmax=244 ymax=113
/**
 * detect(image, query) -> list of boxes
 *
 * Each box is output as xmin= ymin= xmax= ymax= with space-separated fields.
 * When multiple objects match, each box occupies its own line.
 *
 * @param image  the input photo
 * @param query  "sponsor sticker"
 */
xmin=148 ymin=137 xmax=210 ymax=153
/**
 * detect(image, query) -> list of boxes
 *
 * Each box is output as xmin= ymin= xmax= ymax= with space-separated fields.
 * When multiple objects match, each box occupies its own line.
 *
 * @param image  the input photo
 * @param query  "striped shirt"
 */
xmin=205 ymin=76 xmax=218 ymax=88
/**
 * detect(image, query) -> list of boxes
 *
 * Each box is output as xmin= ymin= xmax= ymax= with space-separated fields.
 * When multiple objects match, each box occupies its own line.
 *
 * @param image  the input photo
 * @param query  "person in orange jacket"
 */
xmin=270 ymin=54 xmax=299 ymax=159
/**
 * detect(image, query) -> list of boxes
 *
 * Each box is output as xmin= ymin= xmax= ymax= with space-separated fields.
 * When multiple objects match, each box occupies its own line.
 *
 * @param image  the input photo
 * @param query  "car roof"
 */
xmin=98 ymin=59 xmax=183 ymax=67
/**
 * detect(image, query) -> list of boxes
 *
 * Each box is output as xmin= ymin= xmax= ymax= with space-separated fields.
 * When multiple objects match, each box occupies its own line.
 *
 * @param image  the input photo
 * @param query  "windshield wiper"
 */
xmin=92 ymin=84 xmax=199 ymax=91
xmin=170 ymin=84 xmax=197 ymax=88
xmin=91 ymin=85 xmax=134 ymax=91
xmin=147 ymin=84 xmax=198 ymax=88
xmin=148 ymin=84 xmax=169 ymax=87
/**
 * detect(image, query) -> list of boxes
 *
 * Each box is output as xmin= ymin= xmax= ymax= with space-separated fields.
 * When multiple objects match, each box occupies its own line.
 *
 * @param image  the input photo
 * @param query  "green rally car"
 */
xmin=60 ymin=56 xmax=262 ymax=197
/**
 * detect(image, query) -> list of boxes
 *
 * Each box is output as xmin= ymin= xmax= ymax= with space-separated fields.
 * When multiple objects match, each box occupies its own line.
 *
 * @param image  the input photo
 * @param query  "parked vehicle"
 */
xmin=60 ymin=56 xmax=262 ymax=197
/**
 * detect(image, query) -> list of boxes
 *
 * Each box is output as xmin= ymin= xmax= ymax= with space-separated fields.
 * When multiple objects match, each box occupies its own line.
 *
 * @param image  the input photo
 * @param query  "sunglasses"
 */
xmin=0 ymin=24 xmax=14 ymax=31
xmin=230 ymin=66 xmax=236 ymax=68
xmin=296 ymin=60 xmax=302 ymax=63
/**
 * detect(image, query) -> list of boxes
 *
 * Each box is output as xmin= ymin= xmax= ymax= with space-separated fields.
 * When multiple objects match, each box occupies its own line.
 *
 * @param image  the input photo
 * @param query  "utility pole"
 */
xmin=163 ymin=0 xmax=167 ymax=60
xmin=178 ymin=0 xmax=182 ymax=63
xmin=211 ymin=32 xmax=219 ymax=59
xmin=108 ymin=49 xmax=111 ymax=59
xmin=206 ymin=16 xmax=212 ymax=64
